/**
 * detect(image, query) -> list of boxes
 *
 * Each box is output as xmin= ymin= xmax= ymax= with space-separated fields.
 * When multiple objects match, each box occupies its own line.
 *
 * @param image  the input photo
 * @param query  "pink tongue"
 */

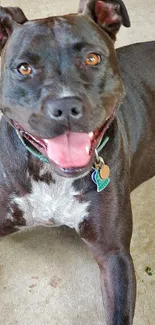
xmin=44 ymin=132 xmax=91 ymax=168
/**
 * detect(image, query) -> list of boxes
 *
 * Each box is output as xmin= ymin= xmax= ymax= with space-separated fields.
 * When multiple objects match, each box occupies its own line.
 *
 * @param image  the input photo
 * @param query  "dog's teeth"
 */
xmin=88 ymin=132 xmax=94 ymax=139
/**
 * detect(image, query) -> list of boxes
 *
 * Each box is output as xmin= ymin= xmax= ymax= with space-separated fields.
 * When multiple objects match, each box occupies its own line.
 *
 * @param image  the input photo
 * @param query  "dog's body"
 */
xmin=1 ymin=41 xmax=155 ymax=233
xmin=0 ymin=1 xmax=155 ymax=324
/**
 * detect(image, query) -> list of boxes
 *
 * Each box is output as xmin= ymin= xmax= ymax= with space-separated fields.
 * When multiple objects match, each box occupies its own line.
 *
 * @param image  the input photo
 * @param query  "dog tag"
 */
xmin=95 ymin=171 xmax=110 ymax=192
xmin=92 ymin=156 xmax=110 ymax=192
xmin=99 ymin=165 xmax=110 ymax=179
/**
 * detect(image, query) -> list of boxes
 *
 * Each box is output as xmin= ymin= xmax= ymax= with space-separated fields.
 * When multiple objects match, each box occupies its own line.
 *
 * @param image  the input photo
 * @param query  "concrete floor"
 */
xmin=0 ymin=0 xmax=155 ymax=324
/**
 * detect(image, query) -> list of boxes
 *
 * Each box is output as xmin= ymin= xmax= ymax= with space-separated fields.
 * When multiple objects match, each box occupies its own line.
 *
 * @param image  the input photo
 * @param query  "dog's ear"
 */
xmin=78 ymin=0 xmax=130 ymax=40
xmin=0 ymin=6 xmax=27 ymax=53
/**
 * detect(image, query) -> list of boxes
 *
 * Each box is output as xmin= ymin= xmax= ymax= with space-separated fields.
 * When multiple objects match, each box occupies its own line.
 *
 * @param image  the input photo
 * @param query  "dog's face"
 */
xmin=0 ymin=1 xmax=130 ymax=177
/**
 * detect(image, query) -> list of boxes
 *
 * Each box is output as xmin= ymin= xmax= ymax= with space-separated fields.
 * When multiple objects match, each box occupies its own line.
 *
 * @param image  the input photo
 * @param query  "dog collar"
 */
xmin=15 ymin=128 xmax=49 ymax=163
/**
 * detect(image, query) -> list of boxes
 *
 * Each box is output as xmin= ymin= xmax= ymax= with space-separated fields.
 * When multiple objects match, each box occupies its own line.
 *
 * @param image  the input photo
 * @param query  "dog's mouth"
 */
xmin=11 ymin=114 xmax=115 ymax=177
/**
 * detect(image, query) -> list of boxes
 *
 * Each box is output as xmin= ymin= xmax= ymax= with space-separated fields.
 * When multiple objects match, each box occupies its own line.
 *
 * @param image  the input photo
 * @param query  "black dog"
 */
xmin=0 ymin=1 xmax=155 ymax=324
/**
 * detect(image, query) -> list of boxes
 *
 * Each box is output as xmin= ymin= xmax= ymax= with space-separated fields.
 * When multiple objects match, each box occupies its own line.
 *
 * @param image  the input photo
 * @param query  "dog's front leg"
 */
xmin=99 ymin=250 xmax=135 ymax=325
xmin=79 ymin=191 xmax=136 ymax=325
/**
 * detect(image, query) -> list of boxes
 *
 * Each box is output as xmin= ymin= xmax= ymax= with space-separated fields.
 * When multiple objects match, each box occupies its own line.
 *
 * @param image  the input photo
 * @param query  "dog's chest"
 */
xmin=8 ymin=166 xmax=90 ymax=231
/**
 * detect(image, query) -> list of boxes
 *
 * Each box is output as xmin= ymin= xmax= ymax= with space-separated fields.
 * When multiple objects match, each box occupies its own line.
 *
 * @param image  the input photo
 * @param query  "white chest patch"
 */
xmin=9 ymin=166 xmax=90 ymax=231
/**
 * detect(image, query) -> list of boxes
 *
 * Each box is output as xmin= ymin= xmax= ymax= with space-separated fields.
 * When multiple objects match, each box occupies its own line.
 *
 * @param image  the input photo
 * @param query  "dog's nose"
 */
xmin=43 ymin=97 xmax=83 ymax=120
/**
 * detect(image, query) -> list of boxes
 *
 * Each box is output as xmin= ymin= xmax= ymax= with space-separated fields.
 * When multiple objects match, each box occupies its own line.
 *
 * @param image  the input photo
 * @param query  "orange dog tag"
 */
xmin=100 ymin=165 xmax=110 ymax=179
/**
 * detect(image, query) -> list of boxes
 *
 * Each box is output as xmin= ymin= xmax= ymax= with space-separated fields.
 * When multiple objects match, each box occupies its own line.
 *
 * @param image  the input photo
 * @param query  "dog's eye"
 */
xmin=85 ymin=53 xmax=101 ymax=66
xmin=18 ymin=63 xmax=32 ymax=76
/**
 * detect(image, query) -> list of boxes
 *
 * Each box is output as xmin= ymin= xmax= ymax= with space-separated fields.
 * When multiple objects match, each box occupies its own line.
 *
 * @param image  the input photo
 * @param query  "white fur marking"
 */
xmin=59 ymin=88 xmax=74 ymax=98
xmin=10 ymin=166 xmax=90 ymax=231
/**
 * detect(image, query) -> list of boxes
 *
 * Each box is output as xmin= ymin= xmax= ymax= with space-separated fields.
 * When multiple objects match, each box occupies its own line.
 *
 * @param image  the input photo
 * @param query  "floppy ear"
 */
xmin=0 ymin=6 xmax=27 ymax=53
xmin=78 ymin=0 xmax=130 ymax=40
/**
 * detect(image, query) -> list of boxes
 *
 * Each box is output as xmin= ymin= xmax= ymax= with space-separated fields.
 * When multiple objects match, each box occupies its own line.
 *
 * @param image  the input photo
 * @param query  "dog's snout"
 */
xmin=43 ymin=97 xmax=83 ymax=120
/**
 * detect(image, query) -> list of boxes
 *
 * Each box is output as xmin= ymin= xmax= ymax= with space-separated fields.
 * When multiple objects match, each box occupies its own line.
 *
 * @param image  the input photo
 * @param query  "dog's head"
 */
xmin=0 ymin=1 xmax=130 ymax=177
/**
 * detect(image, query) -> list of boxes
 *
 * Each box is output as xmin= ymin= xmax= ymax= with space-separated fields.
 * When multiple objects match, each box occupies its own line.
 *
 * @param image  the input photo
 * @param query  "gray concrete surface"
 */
xmin=0 ymin=0 xmax=155 ymax=324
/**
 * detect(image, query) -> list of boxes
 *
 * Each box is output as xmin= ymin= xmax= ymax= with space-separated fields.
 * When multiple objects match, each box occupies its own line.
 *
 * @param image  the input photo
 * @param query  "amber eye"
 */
xmin=85 ymin=53 xmax=101 ymax=66
xmin=18 ymin=63 xmax=32 ymax=76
